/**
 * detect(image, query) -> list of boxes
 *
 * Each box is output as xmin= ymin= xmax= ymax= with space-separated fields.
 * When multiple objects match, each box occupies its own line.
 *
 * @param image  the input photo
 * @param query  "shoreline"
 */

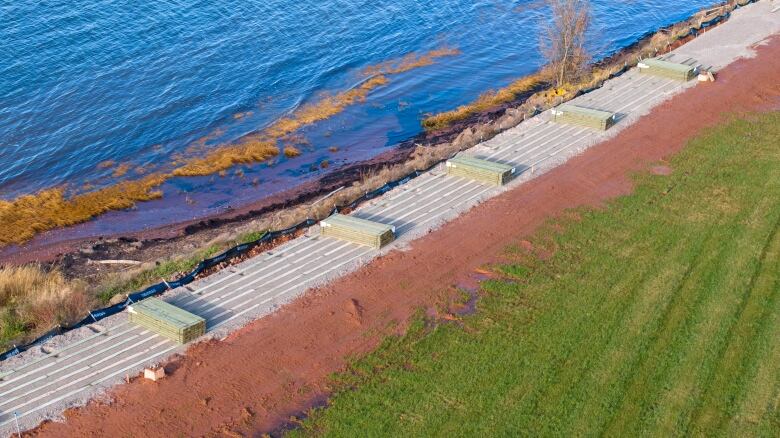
xmin=0 ymin=1 xmax=740 ymax=271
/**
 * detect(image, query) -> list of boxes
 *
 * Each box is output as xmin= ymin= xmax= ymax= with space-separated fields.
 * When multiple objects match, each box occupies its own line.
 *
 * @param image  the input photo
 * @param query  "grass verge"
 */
xmin=292 ymin=113 xmax=780 ymax=436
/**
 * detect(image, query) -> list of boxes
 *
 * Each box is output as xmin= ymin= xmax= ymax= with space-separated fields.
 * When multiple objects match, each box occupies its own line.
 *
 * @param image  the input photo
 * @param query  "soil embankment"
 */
xmin=28 ymin=36 xmax=780 ymax=438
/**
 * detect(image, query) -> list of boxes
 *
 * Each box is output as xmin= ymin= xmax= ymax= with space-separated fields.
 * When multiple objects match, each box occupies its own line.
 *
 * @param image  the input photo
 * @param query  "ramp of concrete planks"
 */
xmin=1 ymin=1 xmax=777 ymax=433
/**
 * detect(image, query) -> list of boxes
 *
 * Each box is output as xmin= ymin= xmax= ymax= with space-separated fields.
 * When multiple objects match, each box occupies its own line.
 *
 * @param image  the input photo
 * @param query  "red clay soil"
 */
xmin=30 ymin=37 xmax=780 ymax=438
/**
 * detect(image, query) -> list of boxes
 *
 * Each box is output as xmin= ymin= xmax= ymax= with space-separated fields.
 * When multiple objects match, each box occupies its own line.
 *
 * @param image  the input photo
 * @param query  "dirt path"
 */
xmin=29 ymin=37 xmax=780 ymax=438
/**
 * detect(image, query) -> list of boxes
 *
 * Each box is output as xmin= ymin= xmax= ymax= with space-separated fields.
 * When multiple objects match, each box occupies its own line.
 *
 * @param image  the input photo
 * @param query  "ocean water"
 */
xmin=0 ymin=0 xmax=718 ymax=230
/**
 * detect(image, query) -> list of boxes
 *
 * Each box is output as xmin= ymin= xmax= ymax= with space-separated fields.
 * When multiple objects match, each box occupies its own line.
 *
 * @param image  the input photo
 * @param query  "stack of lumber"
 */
xmin=320 ymin=214 xmax=395 ymax=249
xmin=552 ymin=104 xmax=616 ymax=131
xmin=695 ymin=5 xmax=727 ymax=27
xmin=638 ymin=58 xmax=697 ymax=81
xmin=128 ymin=298 xmax=206 ymax=344
xmin=446 ymin=155 xmax=515 ymax=186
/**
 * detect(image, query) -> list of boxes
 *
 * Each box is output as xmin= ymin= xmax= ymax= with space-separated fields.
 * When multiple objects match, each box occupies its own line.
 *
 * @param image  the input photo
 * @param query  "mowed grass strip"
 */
xmin=292 ymin=112 xmax=780 ymax=437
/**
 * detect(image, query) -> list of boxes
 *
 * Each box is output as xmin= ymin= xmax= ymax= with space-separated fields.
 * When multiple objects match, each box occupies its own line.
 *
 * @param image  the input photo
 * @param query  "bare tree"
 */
xmin=540 ymin=0 xmax=591 ymax=88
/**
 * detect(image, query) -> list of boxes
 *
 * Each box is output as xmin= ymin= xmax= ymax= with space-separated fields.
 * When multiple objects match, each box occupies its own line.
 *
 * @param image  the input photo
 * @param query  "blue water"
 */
xmin=0 ymin=0 xmax=718 ymax=204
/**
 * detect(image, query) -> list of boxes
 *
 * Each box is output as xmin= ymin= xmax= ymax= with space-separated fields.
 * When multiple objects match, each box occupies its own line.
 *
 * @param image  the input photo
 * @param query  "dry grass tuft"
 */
xmin=0 ymin=264 xmax=91 ymax=347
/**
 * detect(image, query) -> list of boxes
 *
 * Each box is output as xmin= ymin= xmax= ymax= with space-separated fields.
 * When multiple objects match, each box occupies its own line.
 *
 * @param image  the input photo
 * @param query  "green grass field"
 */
xmin=292 ymin=112 xmax=780 ymax=437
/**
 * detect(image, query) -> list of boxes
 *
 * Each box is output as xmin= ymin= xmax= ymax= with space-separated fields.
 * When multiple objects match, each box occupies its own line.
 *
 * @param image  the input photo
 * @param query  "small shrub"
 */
xmin=0 ymin=265 xmax=91 ymax=348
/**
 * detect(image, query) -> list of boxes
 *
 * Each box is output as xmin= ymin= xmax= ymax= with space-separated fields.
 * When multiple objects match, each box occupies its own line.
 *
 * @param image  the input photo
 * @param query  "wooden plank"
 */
xmin=321 ymin=214 xmax=395 ymax=249
xmin=446 ymin=156 xmax=515 ymax=186
xmin=552 ymin=104 xmax=615 ymax=131
xmin=128 ymin=298 xmax=206 ymax=344
xmin=638 ymin=58 xmax=697 ymax=81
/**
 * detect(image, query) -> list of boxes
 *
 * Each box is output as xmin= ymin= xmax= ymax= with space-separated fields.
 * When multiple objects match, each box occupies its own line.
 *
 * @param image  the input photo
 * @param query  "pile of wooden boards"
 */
xmin=638 ymin=58 xmax=697 ymax=81
xmin=320 ymin=214 xmax=395 ymax=249
xmin=128 ymin=298 xmax=206 ymax=344
xmin=552 ymin=104 xmax=616 ymax=131
xmin=694 ymin=5 xmax=727 ymax=28
xmin=446 ymin=155 xmax=515 ymax=186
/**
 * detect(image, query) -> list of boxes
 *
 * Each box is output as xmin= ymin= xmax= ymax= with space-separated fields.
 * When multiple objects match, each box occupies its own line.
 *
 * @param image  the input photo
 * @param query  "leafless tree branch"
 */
xmin=539 ymin=0 xmax=592 ymax=88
